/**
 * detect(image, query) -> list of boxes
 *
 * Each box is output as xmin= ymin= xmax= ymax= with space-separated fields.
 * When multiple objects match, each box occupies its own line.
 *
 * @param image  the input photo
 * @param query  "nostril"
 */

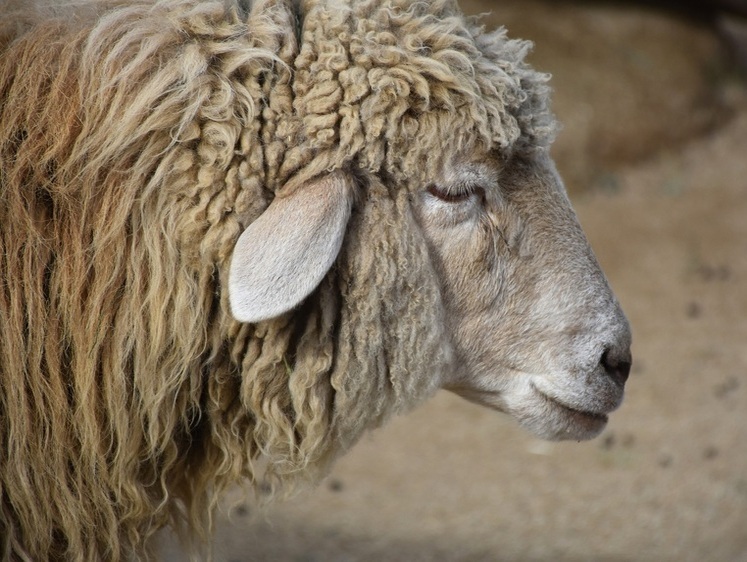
xmin=601 ymin=348 xmax=632 ymax=386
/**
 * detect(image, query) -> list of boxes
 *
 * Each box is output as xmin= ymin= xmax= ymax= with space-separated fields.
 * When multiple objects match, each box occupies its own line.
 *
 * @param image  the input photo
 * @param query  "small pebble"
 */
xmin=703 ymin=446 xmax=719 ymax=460
xmin=714 ymin=376 xmax=740 ymax=399
xmin=697 ymin=264 xmax=732 ymax=282
xmin=686 ymin=301 xmax=702 ymax=319
xmin=601 ymin=433 xmax=616 ymax=450
xmin=658 ymin=454 xmax=673 ymax=468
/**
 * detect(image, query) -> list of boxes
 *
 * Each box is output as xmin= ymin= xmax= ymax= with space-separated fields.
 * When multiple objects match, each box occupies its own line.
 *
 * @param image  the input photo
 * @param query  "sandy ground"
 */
xmin=162 ymin=2 xmax=747 ymax=561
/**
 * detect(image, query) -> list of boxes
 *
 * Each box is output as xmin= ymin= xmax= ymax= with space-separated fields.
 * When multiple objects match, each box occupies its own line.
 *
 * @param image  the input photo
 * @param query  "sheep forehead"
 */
xmin=285 ymin=0 xmax=554 ymax=186
xmin=441 ymin=158 xmax=500 ymax=189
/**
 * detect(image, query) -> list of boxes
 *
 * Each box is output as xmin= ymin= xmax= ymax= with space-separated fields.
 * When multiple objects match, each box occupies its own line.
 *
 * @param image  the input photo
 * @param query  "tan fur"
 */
xmin=0 ymin=0 xmax=563 ymax=559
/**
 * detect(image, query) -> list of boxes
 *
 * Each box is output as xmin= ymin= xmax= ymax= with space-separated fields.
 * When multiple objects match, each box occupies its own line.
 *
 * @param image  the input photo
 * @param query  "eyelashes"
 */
xmin=419 ymin=182 xmax=489 ymax=227
xmin=426 ymin=183 xmax=484 ymax=204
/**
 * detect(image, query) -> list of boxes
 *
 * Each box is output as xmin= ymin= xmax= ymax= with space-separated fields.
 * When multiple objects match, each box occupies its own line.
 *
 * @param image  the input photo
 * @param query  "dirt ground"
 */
xmin=161 ymin=2 xmax=747 ymax=560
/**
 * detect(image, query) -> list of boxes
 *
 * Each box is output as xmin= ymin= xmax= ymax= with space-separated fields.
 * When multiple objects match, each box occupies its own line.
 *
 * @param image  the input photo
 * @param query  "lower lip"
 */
xmin=537 ymin=390 xmax=609 ymax=424
xmin=452 ymin=386 xmax=610 ymax=428
xmin=568 ymin=406 xmax=608 ymax=426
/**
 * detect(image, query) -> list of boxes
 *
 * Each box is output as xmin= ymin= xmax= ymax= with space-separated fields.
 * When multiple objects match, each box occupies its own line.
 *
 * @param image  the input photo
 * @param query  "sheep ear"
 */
xmin=228 ymin=172 xmax=354 ymax=323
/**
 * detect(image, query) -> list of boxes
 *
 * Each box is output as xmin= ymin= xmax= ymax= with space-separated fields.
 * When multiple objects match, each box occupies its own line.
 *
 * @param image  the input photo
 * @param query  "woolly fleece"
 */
xmin=0 ymin=0 xmax=554 ymax=559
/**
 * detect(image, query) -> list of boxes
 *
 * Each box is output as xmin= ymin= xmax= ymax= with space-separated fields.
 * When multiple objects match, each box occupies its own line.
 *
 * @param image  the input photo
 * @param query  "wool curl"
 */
xmin=0 ymin=0 xmax=555 ymax=559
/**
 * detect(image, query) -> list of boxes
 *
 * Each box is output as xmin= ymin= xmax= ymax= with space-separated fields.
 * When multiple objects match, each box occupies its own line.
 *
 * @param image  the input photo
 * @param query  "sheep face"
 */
xmin=230 ymin=144 xmax=631 ymax=443
xmin=409 ymin=149 xmax=632 ymax=440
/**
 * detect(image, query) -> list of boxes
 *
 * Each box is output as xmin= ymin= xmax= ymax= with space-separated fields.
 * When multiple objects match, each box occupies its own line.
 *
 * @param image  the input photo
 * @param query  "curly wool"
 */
xmin=0 ymin=0 xmax=555 ymax=559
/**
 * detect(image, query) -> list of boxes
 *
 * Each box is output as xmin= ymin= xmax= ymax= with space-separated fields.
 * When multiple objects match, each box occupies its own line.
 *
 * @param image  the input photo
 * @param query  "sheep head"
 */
xmin=227 ymin=0 xmax=632 ymax=447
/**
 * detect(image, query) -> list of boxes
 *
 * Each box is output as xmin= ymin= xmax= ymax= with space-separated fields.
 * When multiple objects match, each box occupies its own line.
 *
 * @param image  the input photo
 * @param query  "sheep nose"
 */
xmin=601 ymin=346 xmax=632 ymax=386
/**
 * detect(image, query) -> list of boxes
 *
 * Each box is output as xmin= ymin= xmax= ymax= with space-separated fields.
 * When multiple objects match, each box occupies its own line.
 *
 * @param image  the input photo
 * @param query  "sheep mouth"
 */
xmin=533 ymin=387 xmax=609 ymax=425
xmin=448 ymin=384 xmax=610 ymax=440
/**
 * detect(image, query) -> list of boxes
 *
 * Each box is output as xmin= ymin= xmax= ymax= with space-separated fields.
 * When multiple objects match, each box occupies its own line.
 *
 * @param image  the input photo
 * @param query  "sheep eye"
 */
xmin=426 ymin=184 xmax=475 ymax=203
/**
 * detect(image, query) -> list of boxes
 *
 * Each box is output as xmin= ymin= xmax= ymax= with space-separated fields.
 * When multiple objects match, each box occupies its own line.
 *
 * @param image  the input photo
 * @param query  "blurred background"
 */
xmin=165 ymin=1 xmax=747 ymax=560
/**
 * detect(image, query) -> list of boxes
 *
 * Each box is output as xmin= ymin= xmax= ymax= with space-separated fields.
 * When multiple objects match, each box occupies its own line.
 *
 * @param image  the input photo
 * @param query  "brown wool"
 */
xmin=0 ymin=0 xmax=555 ymax=559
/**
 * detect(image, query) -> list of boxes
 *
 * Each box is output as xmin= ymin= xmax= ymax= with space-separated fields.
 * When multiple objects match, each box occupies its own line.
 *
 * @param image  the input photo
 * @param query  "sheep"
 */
xmin=0 ymin=0 xmax=632 ymax=559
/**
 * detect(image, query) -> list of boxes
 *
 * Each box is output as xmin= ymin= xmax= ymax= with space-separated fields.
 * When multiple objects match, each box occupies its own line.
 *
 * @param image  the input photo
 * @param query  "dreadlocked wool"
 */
xmin=0 ymin=0 xmax=554 ymax=559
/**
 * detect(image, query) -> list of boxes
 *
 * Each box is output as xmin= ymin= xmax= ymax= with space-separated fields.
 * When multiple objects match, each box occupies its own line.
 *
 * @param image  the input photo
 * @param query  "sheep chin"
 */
xmin=522 ymin=388 xmax=610 ymax=442
xmin=449 ymin=379 xmax=612 ymax=442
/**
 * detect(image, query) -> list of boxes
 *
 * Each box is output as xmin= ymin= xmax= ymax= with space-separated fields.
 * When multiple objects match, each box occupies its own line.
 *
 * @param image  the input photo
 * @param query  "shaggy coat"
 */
xmin=0 ymin=0 xmax=553 ymax=559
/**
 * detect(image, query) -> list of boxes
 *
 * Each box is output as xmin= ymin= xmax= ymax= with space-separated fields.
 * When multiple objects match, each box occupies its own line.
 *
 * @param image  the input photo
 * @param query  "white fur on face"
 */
xmin=411 ymin=150 xmax=631 ymax=441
